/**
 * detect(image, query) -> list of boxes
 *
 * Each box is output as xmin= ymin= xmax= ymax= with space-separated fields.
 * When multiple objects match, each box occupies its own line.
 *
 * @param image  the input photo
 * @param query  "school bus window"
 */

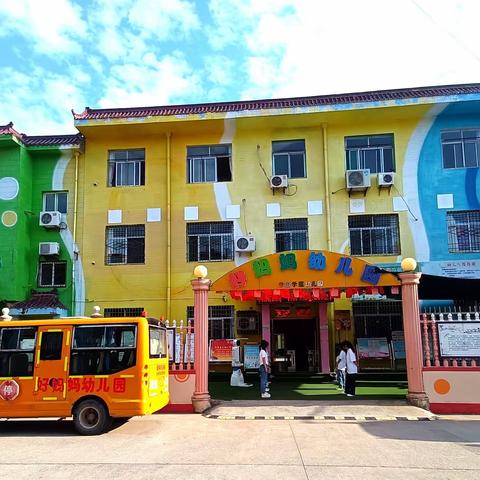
xmin=40 ymin=332 xmax=63 ymax=360
xmin=70 ymin=324 xmax=137 ymax=375
xmin=149 ymin=326 xmax=167 ymax=358
xmin=0 ymin=327 xmax=37 ymax=376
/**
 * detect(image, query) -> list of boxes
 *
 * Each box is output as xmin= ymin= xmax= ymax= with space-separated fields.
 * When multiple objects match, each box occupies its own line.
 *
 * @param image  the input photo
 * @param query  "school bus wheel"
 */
xmin=73 ymin=398 xmax=112 ymax=435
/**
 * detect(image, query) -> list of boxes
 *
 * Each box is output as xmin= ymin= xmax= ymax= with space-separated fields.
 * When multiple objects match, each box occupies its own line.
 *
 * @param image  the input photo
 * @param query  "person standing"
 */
xmin=344 ymin=341 xmax=358 ymax=397
xmin=259 ymin=340 xmax=270 ymax=399
xmin=335 ymin=344 xmax=346 ymax=391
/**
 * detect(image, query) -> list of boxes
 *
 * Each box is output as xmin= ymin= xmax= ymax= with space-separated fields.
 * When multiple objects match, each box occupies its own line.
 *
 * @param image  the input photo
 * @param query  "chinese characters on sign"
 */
xmin=36 ymin=377 xmax=128 ymax=393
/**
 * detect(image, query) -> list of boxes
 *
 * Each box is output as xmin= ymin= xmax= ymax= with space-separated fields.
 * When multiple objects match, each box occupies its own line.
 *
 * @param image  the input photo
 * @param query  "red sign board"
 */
xmin=0 ymin=380 xmax=20 ymax=401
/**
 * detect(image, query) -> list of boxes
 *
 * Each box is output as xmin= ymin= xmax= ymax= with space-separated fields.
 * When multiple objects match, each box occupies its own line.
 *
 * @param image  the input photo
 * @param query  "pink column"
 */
xmin=400 ymin=272 xmax=429 ymax=410
xmin=261 ymin=303 xmax=271 ymax=356
xmin=318 ymin=302 xmax=330 ymax=373
xmin=191 ymin=277 xmax=211 ymax=413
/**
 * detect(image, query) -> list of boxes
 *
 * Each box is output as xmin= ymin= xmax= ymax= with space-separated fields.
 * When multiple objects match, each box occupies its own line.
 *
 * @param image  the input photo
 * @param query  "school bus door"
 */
xmin=33 ymin=326 xmax=72 ymax=411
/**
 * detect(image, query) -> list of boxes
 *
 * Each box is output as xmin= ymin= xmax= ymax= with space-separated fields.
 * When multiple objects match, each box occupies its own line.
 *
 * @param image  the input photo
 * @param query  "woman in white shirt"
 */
xmin=259 ymin=340 xmax=270 ymax=399
xmin=343 ymin=341 xmax=358 ymax=397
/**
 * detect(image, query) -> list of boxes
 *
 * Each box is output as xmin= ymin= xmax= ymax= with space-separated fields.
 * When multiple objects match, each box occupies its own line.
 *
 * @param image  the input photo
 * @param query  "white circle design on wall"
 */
xmin=1 ymin=211 xmax=17 ymax=227
xmin=0 ymin=177 xmax=19 ymax=200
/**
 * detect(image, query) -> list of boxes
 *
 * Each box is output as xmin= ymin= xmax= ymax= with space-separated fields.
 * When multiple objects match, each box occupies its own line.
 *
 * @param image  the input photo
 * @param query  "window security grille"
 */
xmin=348 ymin=215 xmax=400 ymax=256
xmin=442 ymin=129 xmax=480 ymax=169
xmin=187 ymin=305 xmax=234 ymax=340
xmin=38 ymin=261 xmax=67 ymax=287
xmin=345 ymin=134 xmax=395 ymax=173
xmin=353 ymin=301 xmax=403 ymax=340
xmin=447 ymin=210 xmax=480 ymax=253
xmin=108 ymin=149 xmax=145 ymax=187
xmin=187 ymin=144 xmax=232 ymax=183
xmin=187 ymin=222 xmax=234 ymax=262
xmin=274 ymin=218 xmax=308 ymax=252
xmin=105 ymin=225 xmax=145 ymax=264
xmin=104 ymin=307 xmax=144 ymax=318
xmin=272 ymin=139 xmax=306 ymax=178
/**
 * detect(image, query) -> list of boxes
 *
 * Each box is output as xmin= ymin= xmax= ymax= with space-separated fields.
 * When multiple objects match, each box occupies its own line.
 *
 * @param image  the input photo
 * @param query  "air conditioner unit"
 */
xmin=378 ymin=172 xmax=395 ymax=187
xmin=270 ymin=174 xmax=288 ymax=189
xmin=39 ymin=211 xmax=62 ymax=228
xmin=39 ymin=242 xmax=60 ymax=256
xmin=346 ymin=169 xmax=371 ymax=189
xmin=235 ymin=235 xmax=256 ymax=252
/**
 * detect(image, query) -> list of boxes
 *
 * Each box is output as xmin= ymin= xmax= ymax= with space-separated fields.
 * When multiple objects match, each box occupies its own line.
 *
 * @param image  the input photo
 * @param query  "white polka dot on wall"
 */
xmin=1 ymin=211 xmax=17 ymax=227
xmin=0 ymin=177 xmax=19 ymax=201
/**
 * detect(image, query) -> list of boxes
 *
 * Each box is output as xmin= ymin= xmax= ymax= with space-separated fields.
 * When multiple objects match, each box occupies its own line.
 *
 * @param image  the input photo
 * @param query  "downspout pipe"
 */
xmin=166 ymin=132 xmax=172 ymax=320
xmin=71 ymin=150 xmax=80 ymax=315
xmin=322 ymin=124 xmax=332 ymax=251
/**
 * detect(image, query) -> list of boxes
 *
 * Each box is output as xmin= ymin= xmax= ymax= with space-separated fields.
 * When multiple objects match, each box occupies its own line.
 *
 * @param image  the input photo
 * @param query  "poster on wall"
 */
xmin=209 ymin=339 xmax=235 ymax=362
xmin=357 ymin=337 xmax=390 ymax=359
xmin=244 ymin=344 xmax=260 ymax=369
xmin=175 ymin=333 xmax=181 ymax=364
xmin=167 ymin=328 xmax=175 ymax=362
xmin=391 ymin=331 xmax=406 ymax=360
xmin=184 ymin=333 xmax=195 ymax=363
xmin=438 ymin=322 xmax=480 ymax=357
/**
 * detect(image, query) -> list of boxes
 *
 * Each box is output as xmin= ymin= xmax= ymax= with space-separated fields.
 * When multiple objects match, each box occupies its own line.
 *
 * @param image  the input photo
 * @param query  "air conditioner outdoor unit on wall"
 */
xmin=378 ymin=172 xmax=395 ymax=186
xmin=235 ymin=235 xmax=256 ymax=252
xmin=270 ymin=174 xmax=288 ymax=189
xmin=346 ymin=169 xmax=371 ymax=189
xmin=39 ymin=242 xmax=60 ymax=256
xmin=39 ymin=211 xmax=62 ymax=228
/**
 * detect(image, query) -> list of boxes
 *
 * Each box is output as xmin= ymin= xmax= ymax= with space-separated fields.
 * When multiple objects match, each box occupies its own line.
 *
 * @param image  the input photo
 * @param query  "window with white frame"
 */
xmin=349 ymin=214 xmax=400 ymax=256
xmin=447 ymin=210 xmax=480 ymax=252
xmin=108 ymin=149 xmax=145 ymax=187
xmin=187 ymin=305 xmax=234 ymax=340
xmin=43 ymin=191 xmax=68 ymax=214
xmin=187 ymin=144 xmax=232 ymax=183
xmin=105 ymin=225 xmax=145 ymax=264
xmin=186 ymin=222 xmax=234 ymax=262
xmin=345 ymin=134 xmax=395 ymax=173
xmin=441 ymin=129 xmax=480 ymax=169
xmin=38 ymin=261 xmax=67 ymax=287
xmin=272 ymin=139 xmax=306 ymax=178
xmin=274 ymin=218 xmax=308 ymax=252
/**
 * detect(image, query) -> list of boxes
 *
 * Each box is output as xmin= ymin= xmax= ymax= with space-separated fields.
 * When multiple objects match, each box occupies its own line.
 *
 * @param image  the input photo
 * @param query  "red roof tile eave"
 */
xmin=72 ymin=83 xmax=480 ymax=121
xmin=0 ymin=123 xmax=84 ymax=148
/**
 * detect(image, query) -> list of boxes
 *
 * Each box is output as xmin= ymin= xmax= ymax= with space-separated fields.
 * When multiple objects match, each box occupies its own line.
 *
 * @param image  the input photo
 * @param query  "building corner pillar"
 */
xmin=191 ymin=277 xmax=211 ymax=413
xmin=399 ymin=272 xmax=429 ymax=410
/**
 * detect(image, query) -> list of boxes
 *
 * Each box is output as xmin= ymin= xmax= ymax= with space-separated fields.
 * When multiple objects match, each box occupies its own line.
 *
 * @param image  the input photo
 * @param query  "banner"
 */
xmin=209 ymin=339 xmax=234 ymax=362
xmin=244 ymin=344 xmax=260 ymax=369
xmin=357 ymin=337 xmax=390 ymax=359
xmin=438 ymin=322 xmax=480 ymax=357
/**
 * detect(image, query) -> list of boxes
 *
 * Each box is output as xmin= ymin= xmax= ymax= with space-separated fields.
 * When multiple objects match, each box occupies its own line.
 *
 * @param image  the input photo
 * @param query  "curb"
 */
xmin=203 ymin=414 xmax=436 ymax=421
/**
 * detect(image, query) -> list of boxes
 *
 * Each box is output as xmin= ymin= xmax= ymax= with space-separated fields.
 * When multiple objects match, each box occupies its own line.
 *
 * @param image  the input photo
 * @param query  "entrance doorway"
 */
xmin=272 ymin=317 xmax=318 ymax=373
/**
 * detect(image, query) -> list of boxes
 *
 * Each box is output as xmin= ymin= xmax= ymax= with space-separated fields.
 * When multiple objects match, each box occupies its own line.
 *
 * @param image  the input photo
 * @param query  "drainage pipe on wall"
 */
xmin=166 ymin=132 xmax=172 ymax=319
xmin=71 ymin=150 xmax=80 ymax=315
xmin=322 ymin=124 xmax=332 ymax=251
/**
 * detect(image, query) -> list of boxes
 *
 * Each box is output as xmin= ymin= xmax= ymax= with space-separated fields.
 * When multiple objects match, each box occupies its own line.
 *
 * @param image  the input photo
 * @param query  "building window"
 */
xmin=43 ymin=191 xmax=68 ymax=214
xmin=105 ymin=225 xmax=145 ymax=264
xmin=187 ymin=305 xmax=234 ymax=340
xmin=187 ymin=144 xmax=232 ymax=183
xmin=349 ymin=214 xmax=400 ymax=256
xmin=38 ymin=261 xmax=67 ymax=287
xmin=441 ymin=129 xmax=480 ymax=169
xmin=272 ymin=140 xmax=306 ymax=178
xmin=104 ymin=307 xmax=144 ymax=317
xmin=274 ymin=218 xmax=308 ymax=252
xmin=236 ymin=310 xmax=260 ymax=335
xmin=108 ymin=149 xmax=145 ymax=187
xmin=187 ymin=222 xmax=234 ymax=262
xmin=345 ymin=134 xmax=395 ymax=173
xmin=447 ymin=210 xmax=480 ymax=252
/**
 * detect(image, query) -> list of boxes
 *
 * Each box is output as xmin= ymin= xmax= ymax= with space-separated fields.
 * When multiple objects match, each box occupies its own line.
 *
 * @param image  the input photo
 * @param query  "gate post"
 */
xmin=399 ymin=258 xmax=429 ymax=410
xmin=191 ymin=265 xmax=212 ymax=413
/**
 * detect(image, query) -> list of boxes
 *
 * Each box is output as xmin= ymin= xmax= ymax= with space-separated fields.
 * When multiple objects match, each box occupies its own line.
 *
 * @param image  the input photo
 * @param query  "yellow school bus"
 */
xmin=0 ymin=316 xmax=169 ymax=435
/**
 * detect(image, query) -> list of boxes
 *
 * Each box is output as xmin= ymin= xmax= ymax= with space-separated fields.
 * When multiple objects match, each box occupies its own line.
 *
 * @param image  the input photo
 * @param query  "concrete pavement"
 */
xmin=1 ymin=406 xmax=479 ymax=479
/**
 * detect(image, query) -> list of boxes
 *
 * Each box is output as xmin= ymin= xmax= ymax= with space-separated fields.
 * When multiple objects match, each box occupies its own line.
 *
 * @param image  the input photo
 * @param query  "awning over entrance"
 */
xmin=9 ymin=292 xmax=68 ymax=317
xmin=211 ymin=250 xmax=401 ymax=301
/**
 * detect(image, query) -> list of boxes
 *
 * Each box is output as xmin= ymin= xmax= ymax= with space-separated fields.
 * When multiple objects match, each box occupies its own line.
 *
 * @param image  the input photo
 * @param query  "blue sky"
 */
xmin=1 ymin=0 xmax=480 ymax=135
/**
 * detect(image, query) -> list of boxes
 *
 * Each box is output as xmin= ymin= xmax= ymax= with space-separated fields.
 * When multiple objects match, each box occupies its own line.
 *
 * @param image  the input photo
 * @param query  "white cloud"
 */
xmin=0 ymin=0 xmax=86 ymax=55
xmin=98 ymin=52 xmax=203 ymax=108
